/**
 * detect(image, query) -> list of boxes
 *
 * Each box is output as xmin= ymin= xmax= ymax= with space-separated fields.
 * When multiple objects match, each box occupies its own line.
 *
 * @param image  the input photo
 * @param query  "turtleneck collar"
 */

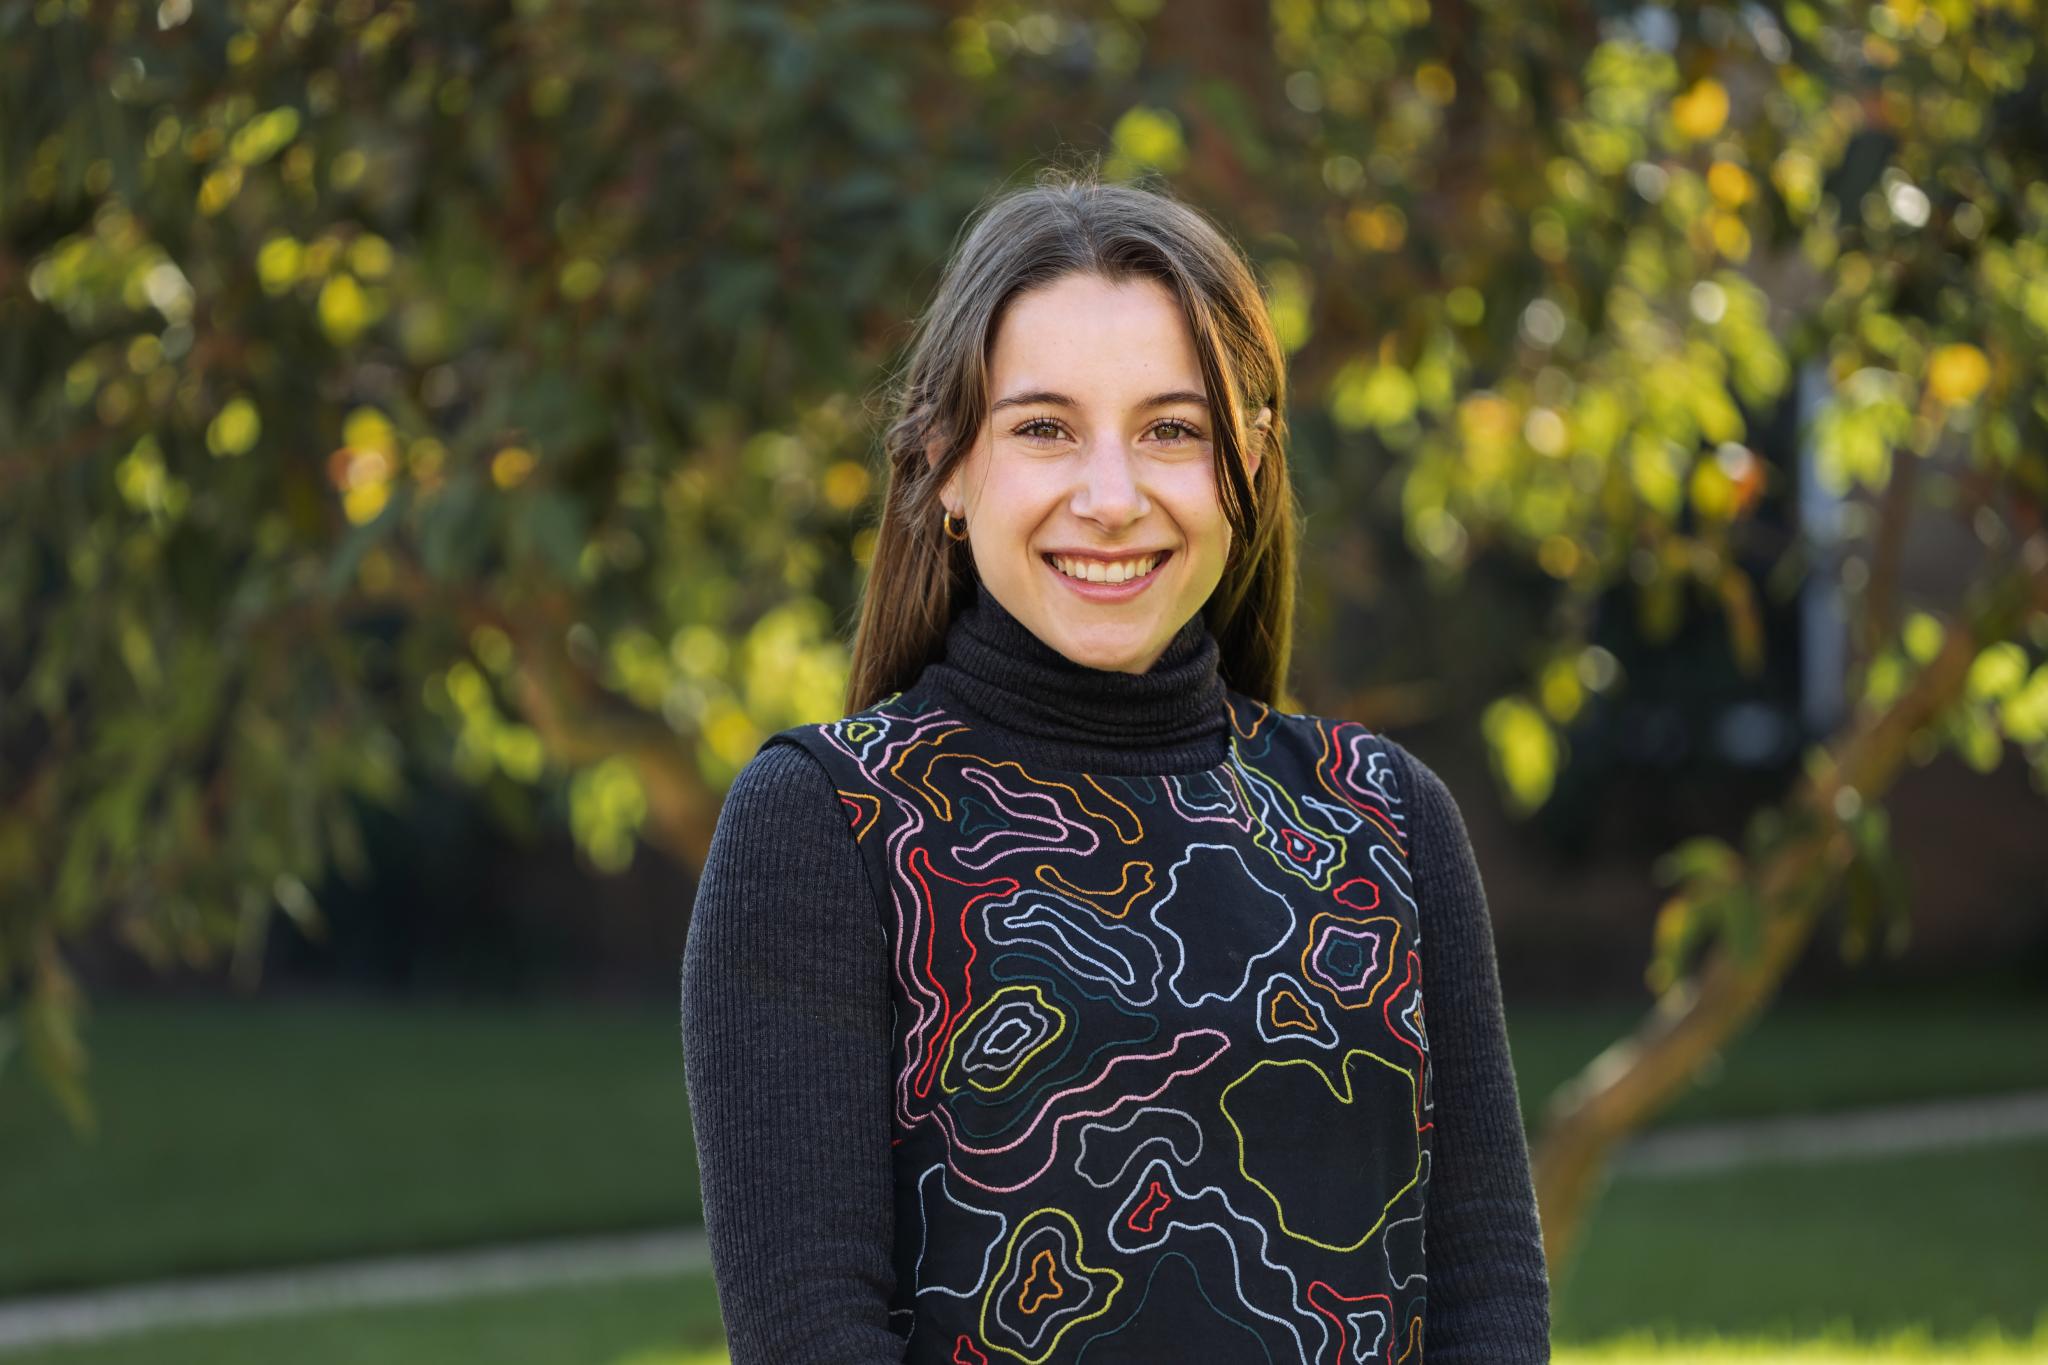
xmin=912 ymin=577 xmax=1233 ymax=776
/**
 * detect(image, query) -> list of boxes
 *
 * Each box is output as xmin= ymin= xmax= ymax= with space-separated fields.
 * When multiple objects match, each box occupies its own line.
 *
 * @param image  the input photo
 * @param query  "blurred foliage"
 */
xmin=5 ymin=0 xmax=2048 ymax=1131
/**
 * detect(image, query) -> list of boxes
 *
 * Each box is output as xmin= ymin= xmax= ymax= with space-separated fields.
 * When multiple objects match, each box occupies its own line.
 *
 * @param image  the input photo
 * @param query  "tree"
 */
xmin=6 ymin=0 xmax=2045 ymax=1285
xmin=4 ymin=0 xmax=977 ymax=1127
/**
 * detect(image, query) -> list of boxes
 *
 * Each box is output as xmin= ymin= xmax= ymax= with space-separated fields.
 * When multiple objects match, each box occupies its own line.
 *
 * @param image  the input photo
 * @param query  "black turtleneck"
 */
xmin=680 ymin=586 xmax=1553 ymax=1363
xmin=917 ymin=578 xmax=1231 ymax=776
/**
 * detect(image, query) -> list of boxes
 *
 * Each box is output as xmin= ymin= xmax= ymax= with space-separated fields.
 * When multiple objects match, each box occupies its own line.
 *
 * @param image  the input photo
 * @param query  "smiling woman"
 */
xmin=932 ymin=271 xmax=1260 ymax=673
xmin=844 ymin=166 xmax=1295 ymax=711
xmin=681 ymin=166 xmax=1552 ymax=1364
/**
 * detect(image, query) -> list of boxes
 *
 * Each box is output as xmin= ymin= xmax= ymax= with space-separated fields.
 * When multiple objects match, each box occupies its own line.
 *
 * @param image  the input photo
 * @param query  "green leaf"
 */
xmin=321 ymin=485 xmax=406 ymax=599
xmin=514 ymin=491 xmax=586 ymax=580
xmin=1652 ymin=835 xmax=1742 ymax=890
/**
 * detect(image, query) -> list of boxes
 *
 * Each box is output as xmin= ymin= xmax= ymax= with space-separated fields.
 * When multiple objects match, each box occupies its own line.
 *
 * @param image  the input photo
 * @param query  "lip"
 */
xmin=1041 ymin=548 xmax=1172 ymax=602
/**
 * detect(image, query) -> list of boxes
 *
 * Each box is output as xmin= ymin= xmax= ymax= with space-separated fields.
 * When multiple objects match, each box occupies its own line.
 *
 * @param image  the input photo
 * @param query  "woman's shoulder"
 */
xmin=719 ymin=690 xmax=925 ymax=834
xmin=1228 ymin=689 xmax=1462 ymax=824
xmin=749 ymin=686 xmax=941 ymax=783
xmin=1258 ymin=713 xmax=1487 ymax=927
xmin=767 ymin=686 xmax=927 ymax=745
xmin=1369 ymin=731 xmax=1457 ymax=810
xmin=713 ymin=740 xmax=844 ymax=846
xmin=1227 ymin=689 xmax=1417 ymax=772
xmin=701 ymin=737 xmax=881 ymax=914
xmin=726 ymin=694 xmax=919 ymax=823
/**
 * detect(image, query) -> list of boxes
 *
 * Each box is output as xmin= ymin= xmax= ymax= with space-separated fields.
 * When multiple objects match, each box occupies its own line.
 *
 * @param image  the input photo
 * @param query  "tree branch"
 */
xmin=1529 ymin=552 xmax=2036 ymax=1275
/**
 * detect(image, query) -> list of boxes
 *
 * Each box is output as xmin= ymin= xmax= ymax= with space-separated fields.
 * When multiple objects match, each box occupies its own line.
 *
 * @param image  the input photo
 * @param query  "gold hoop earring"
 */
xmin=941 ymin=508 xmax=970 ymax=541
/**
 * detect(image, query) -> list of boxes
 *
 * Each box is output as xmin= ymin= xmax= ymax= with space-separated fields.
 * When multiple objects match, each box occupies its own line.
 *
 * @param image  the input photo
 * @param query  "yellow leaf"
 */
xmin=207 ymin=396 xmax=261 ymax=457
xmin=559 ymin=257 xmax=604 ymax=300
xmin=318 ymin=273 xmax=371 ymax=345
xmin=196 ymin=165 xmax=243 ymax=216
xmin=1346 ymin=205 xmax=1407 ymax=253
xmin=343 ymin=407 xmax=397 ymax=457
xmin=1672 ymin=77 xmax=1729 ymax=142
xmin=494 ymin=725 xmax=545 ymax=782
xmin=256 ymin=236 xmax=302 ymax=293
xmin=1711 ymin=210 xmax=1751 ymax=261
xmin=348 ymin=234 xmax=394 ymax=279
xmin=1967 ymin=642 xmax=2027 ymax=700
xmin=1706 ymin=161 xmax=1753 ymax=207
xmin=228 ymin=107 xmax=300 ymax=167
xmin=821 ymin=459 xmax=871 ymax=511
xmin=1264 ymin=260 xmax=1314 ymax=354
xmin=492 ymin=446 xmax=537 ymax=489
xmin=1110 ymin=106 xmax=1185 ymax=172
xmin=1690 ymin=457 xmax=1737 ymax=521
xmin=1483 ymin=695 xmax=1558 ymax=812
xmin=343 ymin=481 xmax=390 ymax=524
xmin=1538 ymin=654 xmax=1584 ymax=722
xmin=1415 ymin=62 xmax=1456 ymax=105
xmin=1927 ymin=342 xmax=1991 ymax=405
xmin=1902 ymin=610 xmax=1944 ymax=664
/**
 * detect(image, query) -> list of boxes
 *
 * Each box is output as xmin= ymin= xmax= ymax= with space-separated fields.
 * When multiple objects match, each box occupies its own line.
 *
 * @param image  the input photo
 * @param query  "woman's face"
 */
xmin=932 ymin=271 xmax=1261 ymax=674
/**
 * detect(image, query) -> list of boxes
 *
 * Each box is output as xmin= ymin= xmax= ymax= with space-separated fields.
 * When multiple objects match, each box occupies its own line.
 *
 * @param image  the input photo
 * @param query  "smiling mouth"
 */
xmin=1042 ymin=549 xmax=1172 ymax=585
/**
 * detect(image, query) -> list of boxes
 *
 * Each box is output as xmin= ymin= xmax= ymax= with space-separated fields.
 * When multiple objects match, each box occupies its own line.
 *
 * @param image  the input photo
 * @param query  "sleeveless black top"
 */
xmin=681 ymin=579 xmax=1551 ymax=1363
xmin=767 ymin=673 xmax=1433 ymax=1362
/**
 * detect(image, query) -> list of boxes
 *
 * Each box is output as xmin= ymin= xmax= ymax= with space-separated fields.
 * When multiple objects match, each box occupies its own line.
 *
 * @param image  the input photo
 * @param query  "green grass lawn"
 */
xmin=1507 ymin=981 xmax=2048 ymax=1130
xmin=0 ymin=1270 xmax=732 ymax=1365
xmin=2 ymin=979 xmax=2043 ymax=1321
xmin=1554 ymin=1135 xmax=2048 ymax=1342
xmin=1559 ymin=1325 xmax=2048 ymax=1363
xmin=0 ymin=995 xmax=703 ymax=1296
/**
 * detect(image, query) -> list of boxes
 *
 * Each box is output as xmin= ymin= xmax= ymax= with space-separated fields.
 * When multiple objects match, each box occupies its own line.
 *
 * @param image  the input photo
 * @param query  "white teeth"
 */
xmin=1051 ymin=553 xmax=1159 ymax=584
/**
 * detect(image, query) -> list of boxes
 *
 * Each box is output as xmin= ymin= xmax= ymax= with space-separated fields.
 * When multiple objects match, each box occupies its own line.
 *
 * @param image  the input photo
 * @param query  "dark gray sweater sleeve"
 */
xmin=680 ymin=740 xmax=907 ymax=1364
xmin=1385 ymin=737 xmax=1553 ymax=1360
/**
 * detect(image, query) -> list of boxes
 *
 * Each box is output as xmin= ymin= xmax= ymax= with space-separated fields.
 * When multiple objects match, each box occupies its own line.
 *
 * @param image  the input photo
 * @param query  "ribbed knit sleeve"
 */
xmin=680 ymin=740 xmax=907 ymax=1364
xmin=1383 ymin=737 xmax=1553 ymax=1360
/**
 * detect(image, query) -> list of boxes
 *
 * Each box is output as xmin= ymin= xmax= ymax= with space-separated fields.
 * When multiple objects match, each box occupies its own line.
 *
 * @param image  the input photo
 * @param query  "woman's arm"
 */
xmin=1386 ymin=737 xmax=1553 ymax=1361
xmin=680 ymin=740 xmax=907 ymax=1363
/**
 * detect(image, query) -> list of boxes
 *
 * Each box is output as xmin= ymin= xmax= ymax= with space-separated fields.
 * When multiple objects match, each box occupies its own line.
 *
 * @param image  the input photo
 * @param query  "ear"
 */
xmin=1245 ymin=404 xmax=1272 ymax=480
xmin=926 ymin=435 xmax=958 ymax=513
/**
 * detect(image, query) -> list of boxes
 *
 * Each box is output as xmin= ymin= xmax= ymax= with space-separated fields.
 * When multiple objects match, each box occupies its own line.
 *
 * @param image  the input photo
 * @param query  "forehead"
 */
xmin=988 ymin=274 xmax=1202 ymax=395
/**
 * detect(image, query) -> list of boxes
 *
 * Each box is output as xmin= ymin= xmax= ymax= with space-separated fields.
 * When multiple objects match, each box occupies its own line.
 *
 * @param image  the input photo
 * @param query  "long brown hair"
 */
xmin=844 ymin=164 xmax=1300 ymax=715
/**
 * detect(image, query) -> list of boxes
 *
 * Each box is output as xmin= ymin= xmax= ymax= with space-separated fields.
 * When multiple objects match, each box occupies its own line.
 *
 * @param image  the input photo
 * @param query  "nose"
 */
xmin=1069 ymin=435 xmax=1148 ymax=527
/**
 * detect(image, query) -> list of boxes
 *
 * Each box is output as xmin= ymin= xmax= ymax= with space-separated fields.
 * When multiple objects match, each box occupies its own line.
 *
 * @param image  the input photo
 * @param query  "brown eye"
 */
xmin=1151 ymin=419 xmax=1205 ymax=444
xmin=1014 ymin=418 xmax=1065 ymax=441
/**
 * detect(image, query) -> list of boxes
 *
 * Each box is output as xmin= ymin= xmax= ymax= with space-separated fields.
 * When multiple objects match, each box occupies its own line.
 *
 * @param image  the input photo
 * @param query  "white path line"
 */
xmin=0 ymin=1226 xmax=710 ymax=1353
xmin=1613 ymin=1088 xmax=2048 ymax=1176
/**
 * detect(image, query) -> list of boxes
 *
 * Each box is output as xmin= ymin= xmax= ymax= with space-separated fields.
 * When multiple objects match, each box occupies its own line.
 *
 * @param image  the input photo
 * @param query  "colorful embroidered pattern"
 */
xmin=768 ymin=683 xmax=1431 ymax=1363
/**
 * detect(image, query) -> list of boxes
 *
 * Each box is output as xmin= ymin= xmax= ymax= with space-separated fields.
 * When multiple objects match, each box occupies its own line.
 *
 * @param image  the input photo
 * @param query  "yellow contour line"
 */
xmin=836 ymin=788 xmax=881 ymax=842
xmin=955 ymin=754 xmax=1148 ymax=845
xmin=1266 ymin=988 xmax=1323 ymax=1034
xmin=978 ymin=1207 xmax=1124 ymax=1365
xmin=889 ymin=723 xmax=974 ymax=821
xmin=1035 ymin=859 xmax=1155 ymax=920
xmin=1217 ymin=1050 xmax=1424 ymax=1253
xmin=1312 ymin=721 xmax=1410 ymax=856
xmin=1300 ymin=912 xmax=1404 ymax=1010
xmin=938 ymin=984 xmax=1067 ymax=1096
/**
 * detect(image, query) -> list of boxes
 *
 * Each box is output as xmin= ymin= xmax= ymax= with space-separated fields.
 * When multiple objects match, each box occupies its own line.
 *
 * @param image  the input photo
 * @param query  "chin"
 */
xmin=1047 ymin=622 xmax=1160 ymax=673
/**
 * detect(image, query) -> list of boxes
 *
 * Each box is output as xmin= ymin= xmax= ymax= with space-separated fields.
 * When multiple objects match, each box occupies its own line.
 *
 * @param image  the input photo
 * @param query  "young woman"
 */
xmin=681 ymin=171 xmax=1551 ymax=1363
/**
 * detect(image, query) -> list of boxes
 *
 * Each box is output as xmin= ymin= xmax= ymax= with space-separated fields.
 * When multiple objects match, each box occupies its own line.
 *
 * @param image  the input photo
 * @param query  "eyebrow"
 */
xmin=990 ymin=389 xmax=1210 ymax=414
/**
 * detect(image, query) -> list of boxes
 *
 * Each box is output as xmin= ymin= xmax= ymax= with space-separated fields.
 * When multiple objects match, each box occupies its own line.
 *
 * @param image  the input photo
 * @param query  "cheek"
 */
xmin=1166 ymin=471 xmax=1232 ymax=544
xmin=978 ymin=467 xmax=1064 ymax=527
xmin=967 ymin=472 xmax=1050 ymax=553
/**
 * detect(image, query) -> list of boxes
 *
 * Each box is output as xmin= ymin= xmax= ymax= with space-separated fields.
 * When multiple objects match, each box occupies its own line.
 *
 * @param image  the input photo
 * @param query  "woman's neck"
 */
xmin=911 ymin=577 xmax=1232 ymax=776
